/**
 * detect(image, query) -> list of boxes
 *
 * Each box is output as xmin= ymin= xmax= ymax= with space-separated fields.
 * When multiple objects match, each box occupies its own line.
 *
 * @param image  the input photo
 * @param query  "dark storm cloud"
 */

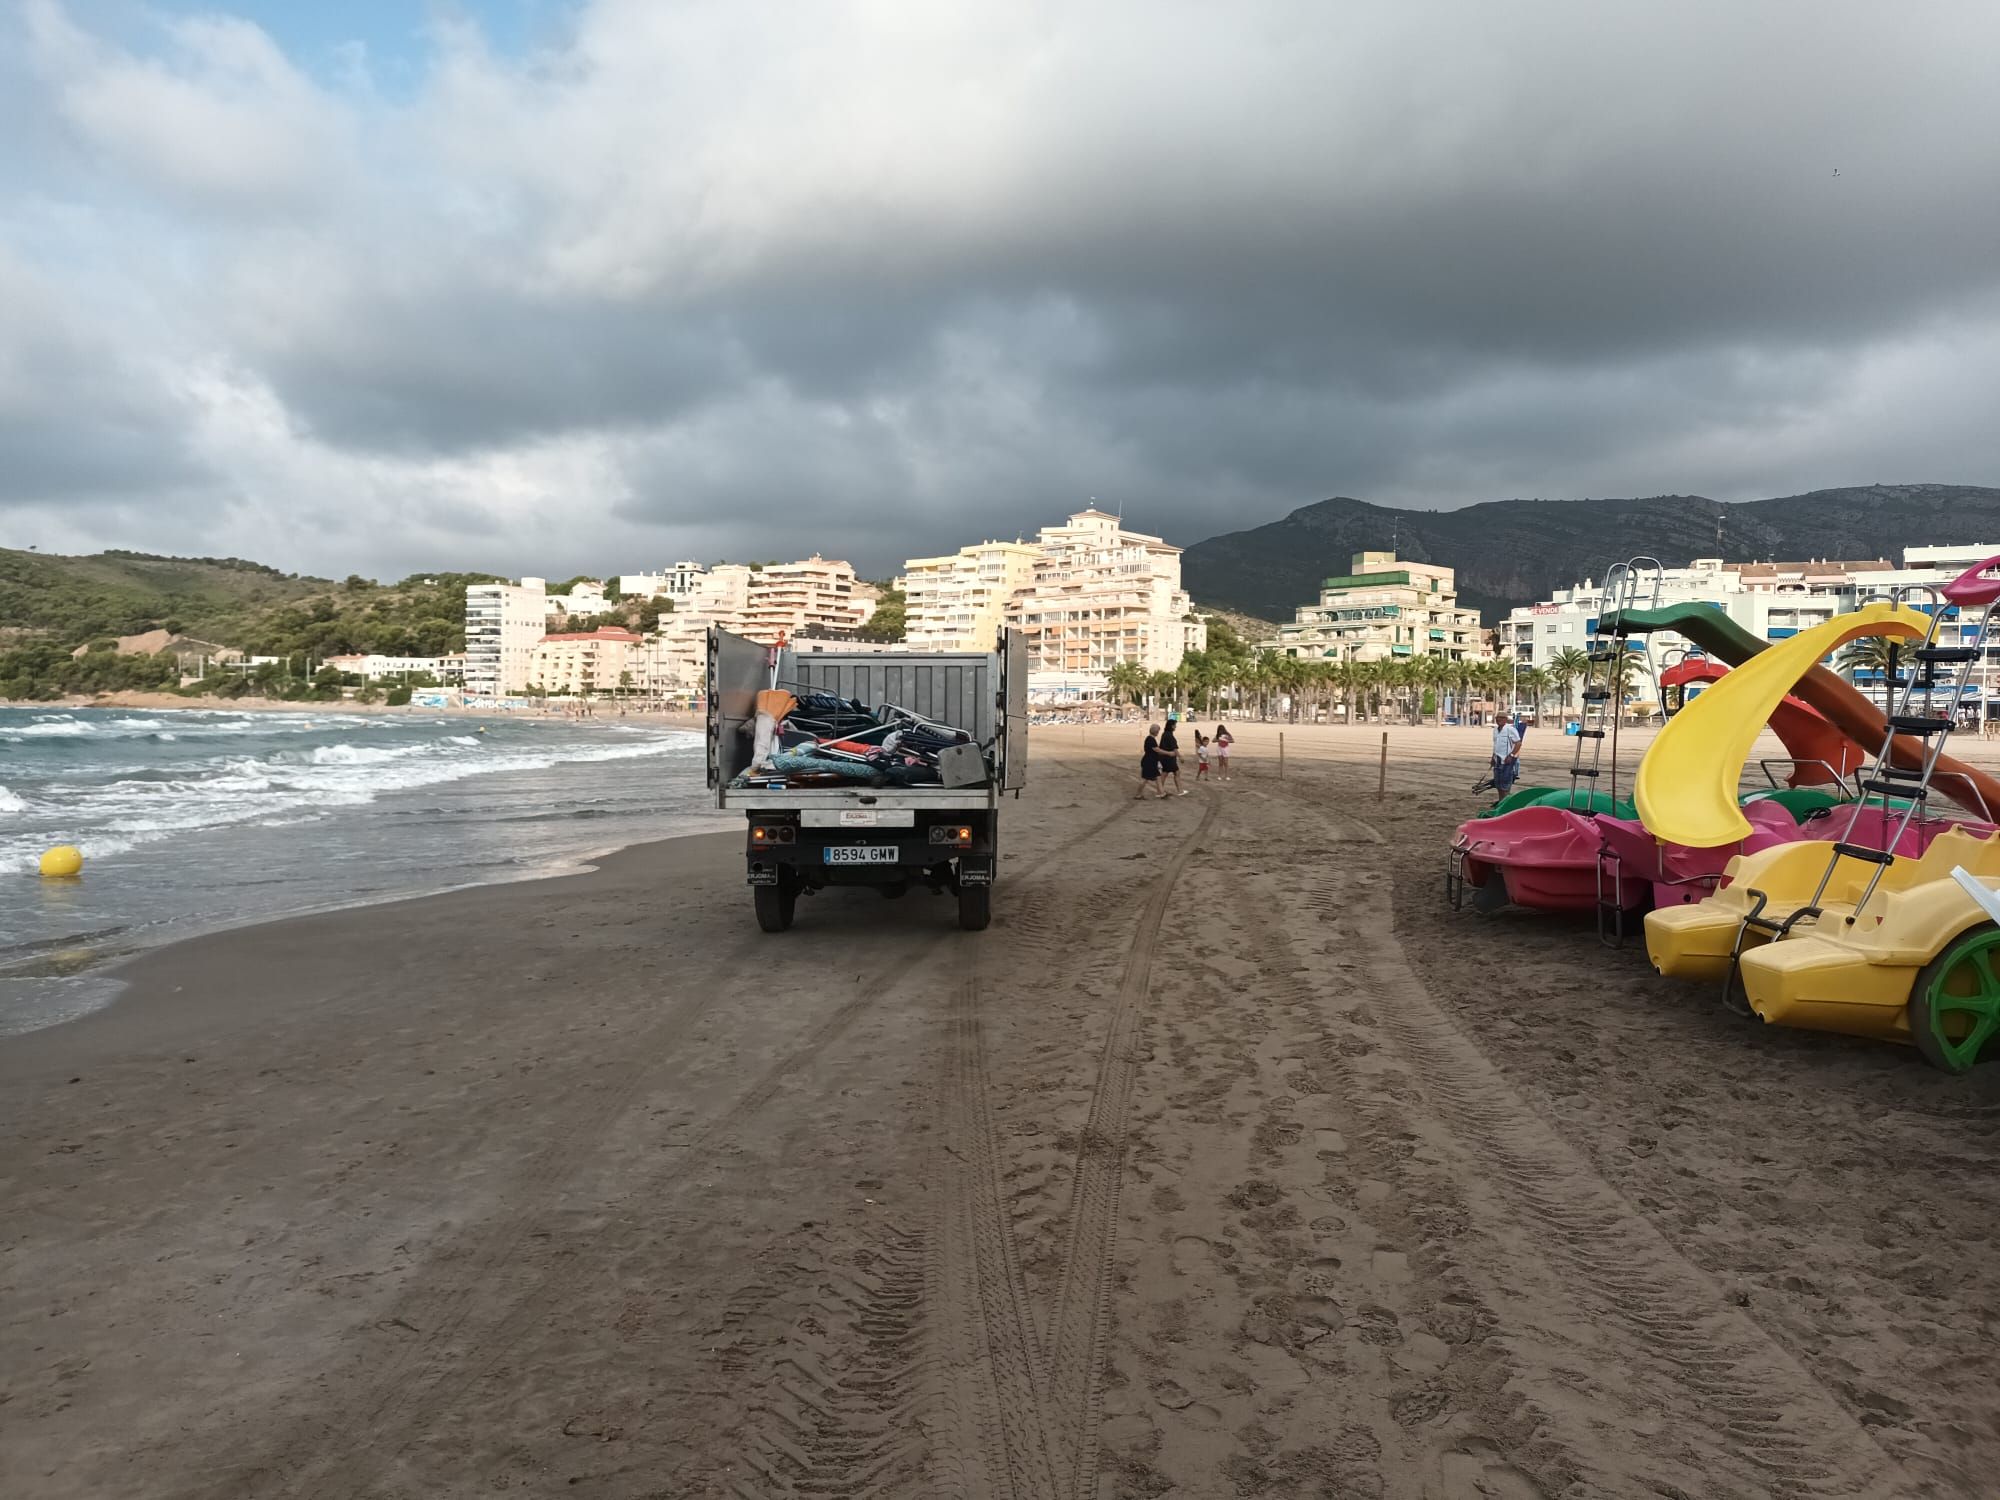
xmin=5 ymin=0 xmax=2000 ymax=581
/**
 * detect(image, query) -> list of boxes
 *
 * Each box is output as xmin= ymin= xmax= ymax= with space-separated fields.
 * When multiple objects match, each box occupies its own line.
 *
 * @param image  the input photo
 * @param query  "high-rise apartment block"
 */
xmin=741 ymin=556 xmax=875 ymax=641
xmin=899 ymin=509 xmax=1203 ymax=697
xmin=901 ymin=541 xmax=1041 ymax=651
xmin=1014 ymin=510 xmax=1203 ymax=694
xmin=464 ymin=576 xmax=550 ymax=697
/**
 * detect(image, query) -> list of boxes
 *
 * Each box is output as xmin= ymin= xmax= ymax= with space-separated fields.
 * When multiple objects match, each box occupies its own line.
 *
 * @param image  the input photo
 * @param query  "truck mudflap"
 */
xmin=957 ymin=857 xmax=995 ymax=887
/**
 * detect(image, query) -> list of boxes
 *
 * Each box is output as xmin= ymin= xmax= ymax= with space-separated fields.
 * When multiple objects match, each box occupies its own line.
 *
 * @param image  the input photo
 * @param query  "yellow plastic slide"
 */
xmin=1634 ymin=602 xmax=1932 ymax=848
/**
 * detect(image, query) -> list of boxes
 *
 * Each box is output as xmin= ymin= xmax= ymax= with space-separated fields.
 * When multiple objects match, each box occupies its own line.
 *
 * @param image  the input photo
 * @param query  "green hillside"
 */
xmin=0 ymin=548 xmax=504 ymax=700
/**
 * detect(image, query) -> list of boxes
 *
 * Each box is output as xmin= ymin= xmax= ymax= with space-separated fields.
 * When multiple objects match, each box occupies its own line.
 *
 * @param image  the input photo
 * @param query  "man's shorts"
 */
xmin=1492 ymin=756 xmax=1520 ymax=793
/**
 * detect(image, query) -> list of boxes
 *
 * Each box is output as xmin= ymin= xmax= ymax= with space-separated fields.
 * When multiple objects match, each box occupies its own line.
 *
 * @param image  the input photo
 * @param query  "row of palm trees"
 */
xmin=1106 ymin=645 xmax=1630 ymax=725
xmin=1108 ymin=636 xmax=1930 ymax=726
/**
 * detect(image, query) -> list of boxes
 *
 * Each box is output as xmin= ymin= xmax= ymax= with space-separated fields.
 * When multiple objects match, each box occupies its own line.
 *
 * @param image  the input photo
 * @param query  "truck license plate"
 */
xmin=824 ymin=845 xmax=900 ymax=865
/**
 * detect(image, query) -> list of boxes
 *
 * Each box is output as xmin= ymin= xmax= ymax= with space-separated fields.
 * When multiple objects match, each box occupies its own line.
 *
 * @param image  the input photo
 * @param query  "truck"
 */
xmin=706 ymin=627 xmax=1028 ymax=932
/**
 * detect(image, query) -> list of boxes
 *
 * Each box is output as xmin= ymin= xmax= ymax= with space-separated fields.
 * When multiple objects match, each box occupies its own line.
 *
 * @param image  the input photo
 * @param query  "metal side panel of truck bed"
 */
xmin=706 ymin=627 xmax=1024 ymax=809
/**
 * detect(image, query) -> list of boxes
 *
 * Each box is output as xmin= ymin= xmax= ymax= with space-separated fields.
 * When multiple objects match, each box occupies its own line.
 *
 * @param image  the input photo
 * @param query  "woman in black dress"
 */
xmin=1158 ymin=715 xmax=1187 ymax=795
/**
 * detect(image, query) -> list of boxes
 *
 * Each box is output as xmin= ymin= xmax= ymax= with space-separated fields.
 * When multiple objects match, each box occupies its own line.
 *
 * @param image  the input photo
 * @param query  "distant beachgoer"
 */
xmin=1214 ymin=724 xmax=1233 ymax=780
xmin=1194 ymin=730 xmax=1211 ymax=781
xmin=1491 ymin=712 xmax=1523 ymax=799
xmin=1159 ymin=714 xmax=1188 ymax=795
xmin=1137 ymin=725 xmax=1168 ymax=799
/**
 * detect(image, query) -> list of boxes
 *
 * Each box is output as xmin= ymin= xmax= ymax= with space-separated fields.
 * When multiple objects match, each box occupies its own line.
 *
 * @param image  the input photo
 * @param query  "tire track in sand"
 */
xmin=1041 ymin=796 xmax=1220 ymax=1498
xmin=1313 ymin=871 xmax=1914 ymax=1500
xmin=727 ymin=1222 xmax=932 ymax=1498
xmin=924 ymin=983 xmax=1064 ymax=1499
xmin=253 ymin=754 xmax=1143 ymax=1500
xmin=916 ymin=781 xmax=1150 ymax=1499
xmin=715 ymin=772 xmax=1143 ymax=1500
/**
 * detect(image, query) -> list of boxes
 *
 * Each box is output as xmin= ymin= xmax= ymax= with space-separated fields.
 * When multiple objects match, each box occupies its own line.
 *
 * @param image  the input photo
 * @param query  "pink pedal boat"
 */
xmin=1457 ymin=802 xmax=1995 ymax=920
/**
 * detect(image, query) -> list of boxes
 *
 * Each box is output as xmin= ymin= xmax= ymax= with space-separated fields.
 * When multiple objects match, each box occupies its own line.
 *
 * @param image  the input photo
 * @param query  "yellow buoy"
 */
xmin=39 ymin=846 xmax=84 ymax=879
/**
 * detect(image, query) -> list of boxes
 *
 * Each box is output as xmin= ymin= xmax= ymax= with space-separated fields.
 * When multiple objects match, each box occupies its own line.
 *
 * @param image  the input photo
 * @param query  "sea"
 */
xmin=0 ymin=706 xmax=727 ymax=1036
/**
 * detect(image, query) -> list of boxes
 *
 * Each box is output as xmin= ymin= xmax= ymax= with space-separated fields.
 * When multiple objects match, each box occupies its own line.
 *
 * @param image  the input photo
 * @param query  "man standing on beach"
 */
xmin=1490 ymin=711 xmax=1522 ymax=800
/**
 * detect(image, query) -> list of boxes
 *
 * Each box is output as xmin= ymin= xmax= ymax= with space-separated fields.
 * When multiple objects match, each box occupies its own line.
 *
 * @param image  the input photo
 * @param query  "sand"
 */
xmin=2 ymin=723 xmax=1996 ymax=1498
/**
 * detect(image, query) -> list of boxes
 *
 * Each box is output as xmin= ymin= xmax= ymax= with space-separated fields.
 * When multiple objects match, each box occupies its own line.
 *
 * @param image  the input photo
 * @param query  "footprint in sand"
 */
xmin=1351 ymin=1305 xmax=1402 ymax=1345
xmin=1171 ymin=1234 xmax=1221 ymax=1279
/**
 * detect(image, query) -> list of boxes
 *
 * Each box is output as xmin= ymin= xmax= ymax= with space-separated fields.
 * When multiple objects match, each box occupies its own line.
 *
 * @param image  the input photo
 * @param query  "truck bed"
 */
xmin=718 ymin=786 xmax=997 ymax=811
xmin=707 ymin=628 xmax=1026 ymax=806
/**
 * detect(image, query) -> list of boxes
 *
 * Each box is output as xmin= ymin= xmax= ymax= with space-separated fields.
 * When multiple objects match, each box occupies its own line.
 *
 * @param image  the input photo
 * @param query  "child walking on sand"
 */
xmin=1194 ymin=730 xmax=1210 ymax=781
xmin=1214 ymin=724 xmax=1233 ymax=780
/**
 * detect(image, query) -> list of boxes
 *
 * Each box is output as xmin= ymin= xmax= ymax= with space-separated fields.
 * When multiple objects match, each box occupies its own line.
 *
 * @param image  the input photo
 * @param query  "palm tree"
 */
xmin=1839 ymin=637 xmax=1901 ymax=710
xmin=1390 ymin=657 xmax=1424 ymax=723
xmin=1417 ymin=654 xmax=1453 ymax=725
xmin=1106 ymin=660 xmax=1147 ymax=707
xmin=1518 ymin=666 xmax=1551 ymax=721
xmin=1245 ymin=652 xmax=1277 ymax=721
xmin=1547 ymin=646 xmax=1590 ymax=713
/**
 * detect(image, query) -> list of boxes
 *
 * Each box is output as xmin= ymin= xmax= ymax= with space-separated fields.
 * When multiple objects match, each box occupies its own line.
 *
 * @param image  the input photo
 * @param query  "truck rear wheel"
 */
xmin=957 ymin=882 xmax=991 ymax=932
xmin=754 ymin=880 xmax=797 ymax=933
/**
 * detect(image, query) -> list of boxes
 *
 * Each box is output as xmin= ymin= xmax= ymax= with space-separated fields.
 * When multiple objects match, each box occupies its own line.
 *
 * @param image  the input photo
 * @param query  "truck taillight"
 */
xmin=752 ymin=824 xmax=796 ymax=844
xmin=929 ymin=826 xmax=973 ymax=847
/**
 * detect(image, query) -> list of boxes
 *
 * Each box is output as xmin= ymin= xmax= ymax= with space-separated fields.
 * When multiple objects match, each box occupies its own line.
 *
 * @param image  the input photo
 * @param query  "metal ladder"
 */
xmin=1723 ymin=579 xmax=2000 ymax=1009
xmin=1823 ymin=585 xmax=1999 ymax=922
xmin=1572 ymin=557 xmax=1662 ymax=814
xmin=1581 ymin=558 xmax=1663 ymax=946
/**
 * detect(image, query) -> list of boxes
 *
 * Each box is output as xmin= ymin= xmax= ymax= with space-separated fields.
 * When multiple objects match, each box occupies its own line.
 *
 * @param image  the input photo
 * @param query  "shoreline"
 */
xmin=0 ymin=822 xmax=739 ymax=1063
xmin=10 ymin=691 xmax=704 ymax=729
xmin=3 ymin=709 xmax=722 ymax=1041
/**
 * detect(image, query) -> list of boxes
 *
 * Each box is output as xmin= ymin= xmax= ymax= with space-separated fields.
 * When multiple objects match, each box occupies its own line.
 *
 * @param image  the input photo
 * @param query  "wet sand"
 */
xmin=2 ymin=725 xmax=1996 ymax=1498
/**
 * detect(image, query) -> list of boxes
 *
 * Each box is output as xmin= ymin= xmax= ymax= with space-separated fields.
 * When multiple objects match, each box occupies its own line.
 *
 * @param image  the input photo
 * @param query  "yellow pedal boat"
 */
xmin=1643 ymin=827 xmax=2000 ymax=983
xmin=1737 ymin=869 xmax=2000 ymax=1068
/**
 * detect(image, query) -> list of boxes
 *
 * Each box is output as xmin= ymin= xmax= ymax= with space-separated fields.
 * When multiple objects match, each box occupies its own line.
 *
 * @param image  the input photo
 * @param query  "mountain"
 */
xmin=1182 ymin=484 xmax=2000 ymax=625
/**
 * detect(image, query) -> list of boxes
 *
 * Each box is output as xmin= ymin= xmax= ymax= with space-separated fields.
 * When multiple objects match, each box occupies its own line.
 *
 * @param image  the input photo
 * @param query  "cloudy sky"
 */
xmin=4 ymin=1 xmax=1998 ymax=581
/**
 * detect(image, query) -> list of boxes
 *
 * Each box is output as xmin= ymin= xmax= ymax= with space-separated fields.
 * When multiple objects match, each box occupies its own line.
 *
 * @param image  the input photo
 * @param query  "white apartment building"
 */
xmin=741 ymin=556 xmax=876 ymax=642
xmin=1014 ymin=509 xmax=1204 ymax=699
xmin=321 ymin=653 xmax=465 ymax=682
xmin=619 ymin=563 xmax=708 ymax=601
xmin=553 ymin=580 xmax=611 ymax=616
xmin=529 ymin=627 xmax=647 ymax=696
xmin=901 ymin=540 xmax=1041 ymax=651
xmin=464 ymin=577 xmax=549 ymax=697
xmin=1261 ymin=551 xmax=1487 ymax=664
xmin=1498 ymin=545 xmax=2000 ymax=707
xmin=654 ymin=563 xmax=757 ymax=684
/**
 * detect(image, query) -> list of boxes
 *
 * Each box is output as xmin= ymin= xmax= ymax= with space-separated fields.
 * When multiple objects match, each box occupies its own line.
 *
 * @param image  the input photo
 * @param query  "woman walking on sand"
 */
xmin=1214 ymin=724 xmax=1234 ymax=780
xmin=1159 ymin=714 xmax=1189 ymax=795
xmin=1137 ymin=724 xmax=1169 ymax=799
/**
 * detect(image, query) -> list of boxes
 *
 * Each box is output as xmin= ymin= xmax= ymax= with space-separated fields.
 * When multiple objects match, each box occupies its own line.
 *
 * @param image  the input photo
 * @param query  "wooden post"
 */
xmin=1279 ymin=732 xmax=1285 ymax=779
xmin=1377 ymin=731 xmax=1388 ymax=799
